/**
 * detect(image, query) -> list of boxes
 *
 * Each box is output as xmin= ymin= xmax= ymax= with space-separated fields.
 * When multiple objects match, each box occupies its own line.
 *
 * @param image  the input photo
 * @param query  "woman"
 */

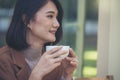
xmin=0 ymin=0 xmax=78 ymax=80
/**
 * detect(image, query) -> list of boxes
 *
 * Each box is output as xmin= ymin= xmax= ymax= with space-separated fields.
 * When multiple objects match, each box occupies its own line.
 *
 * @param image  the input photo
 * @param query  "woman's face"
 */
xmin=27 ymin=1 xmax=59 ymax=44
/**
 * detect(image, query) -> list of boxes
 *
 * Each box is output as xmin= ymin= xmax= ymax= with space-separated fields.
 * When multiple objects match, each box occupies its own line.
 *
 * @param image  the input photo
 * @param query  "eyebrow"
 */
xmin=46 ymin=11 xmax=55 ymax=14
xmin=46 ymin=11 xmax=58 ymax=15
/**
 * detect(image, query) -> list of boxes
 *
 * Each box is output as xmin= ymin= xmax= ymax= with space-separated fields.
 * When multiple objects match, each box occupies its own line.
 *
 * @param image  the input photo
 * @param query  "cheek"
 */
xmin=30 ymin=23 xmax=49 ymax=37
xmin=28 ymin=19 xmax=43 ymax=31
xmin=28 ymin=18 xmax=51 ymax=36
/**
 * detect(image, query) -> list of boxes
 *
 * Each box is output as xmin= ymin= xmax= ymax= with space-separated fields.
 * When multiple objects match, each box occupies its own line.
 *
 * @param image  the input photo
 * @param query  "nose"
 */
xmin=53 ymin=19 xmax=60 ymax=28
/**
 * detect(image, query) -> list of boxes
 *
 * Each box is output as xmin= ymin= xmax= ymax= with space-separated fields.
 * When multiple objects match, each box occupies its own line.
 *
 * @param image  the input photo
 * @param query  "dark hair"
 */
xmin=6 ymin=0 xmax=63 ymax=51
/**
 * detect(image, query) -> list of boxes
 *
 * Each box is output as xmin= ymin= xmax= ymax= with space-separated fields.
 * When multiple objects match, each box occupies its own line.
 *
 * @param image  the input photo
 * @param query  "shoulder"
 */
xmin=0 ymin=46 xmax=18 ymax=80
xmin=0 ymin=45 xmax=10 ymax=53
xmin=0 ymin=45 xmax=12 ymax=62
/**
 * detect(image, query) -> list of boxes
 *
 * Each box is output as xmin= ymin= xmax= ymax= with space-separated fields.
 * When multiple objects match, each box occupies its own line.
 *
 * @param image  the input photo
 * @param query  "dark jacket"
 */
xmin=0 ymin=46 xmax=63 ymax=80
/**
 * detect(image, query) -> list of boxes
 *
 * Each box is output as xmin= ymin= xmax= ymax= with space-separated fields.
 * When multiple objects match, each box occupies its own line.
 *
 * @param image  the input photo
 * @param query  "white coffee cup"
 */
xmin=46 ymin=46 xmax=70 ymax=59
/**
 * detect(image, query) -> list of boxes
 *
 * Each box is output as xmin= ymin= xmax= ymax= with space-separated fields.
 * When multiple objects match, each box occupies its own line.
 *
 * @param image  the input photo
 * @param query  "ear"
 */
xmin=22 ymin=14 xmax=27 ymax=25
xmin=22 ymin=14 xmax=31 ymax=29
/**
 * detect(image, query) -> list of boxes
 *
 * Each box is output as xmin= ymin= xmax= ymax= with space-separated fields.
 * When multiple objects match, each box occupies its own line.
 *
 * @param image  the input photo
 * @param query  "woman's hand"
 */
xmin=29 ymin=47 xmax=68 ymax=80
xmin=62 ymin=48 xmax=78 ymax=80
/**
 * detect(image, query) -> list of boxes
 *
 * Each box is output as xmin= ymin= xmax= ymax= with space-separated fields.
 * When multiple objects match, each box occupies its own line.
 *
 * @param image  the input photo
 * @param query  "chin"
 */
xmin=46 ymin=38 xmax=56 ymax=43
xmin=50 ymin=39 xmax=56 ymax=42
xmin=51 ymin=38 xmax=57 ymax=42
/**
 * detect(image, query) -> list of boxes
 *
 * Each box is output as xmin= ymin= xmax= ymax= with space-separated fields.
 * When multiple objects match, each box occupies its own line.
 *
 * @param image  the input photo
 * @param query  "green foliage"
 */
xmin=82 ymin=49 xmax=97 ymax=77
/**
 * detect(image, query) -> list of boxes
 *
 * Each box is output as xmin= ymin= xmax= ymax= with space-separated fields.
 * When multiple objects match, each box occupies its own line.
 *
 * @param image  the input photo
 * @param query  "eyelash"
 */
xmin=47 ymin=15 xmax=54 ymax=19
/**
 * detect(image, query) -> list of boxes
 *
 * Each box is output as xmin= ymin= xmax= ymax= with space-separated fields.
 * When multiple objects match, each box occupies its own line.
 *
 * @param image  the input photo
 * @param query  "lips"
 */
xmin=49 ymin=30 xmax=57 ymax=35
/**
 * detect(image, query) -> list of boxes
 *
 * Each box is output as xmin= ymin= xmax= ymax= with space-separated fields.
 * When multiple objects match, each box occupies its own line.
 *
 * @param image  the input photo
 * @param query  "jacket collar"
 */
xmin=11 ymin=49 xmax=27 ymax=68
xmin=10 ymin=48 xmax=30 ymax=80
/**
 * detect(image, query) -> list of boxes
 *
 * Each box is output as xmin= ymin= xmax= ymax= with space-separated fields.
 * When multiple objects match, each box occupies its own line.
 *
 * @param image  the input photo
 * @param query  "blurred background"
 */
xmin=0 ymin=0 xmax=98 ymax=78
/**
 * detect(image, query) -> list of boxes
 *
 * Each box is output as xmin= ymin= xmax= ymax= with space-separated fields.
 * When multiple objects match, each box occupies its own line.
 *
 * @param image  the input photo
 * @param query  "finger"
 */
xmin=70 ymin=61 xmax=78 ymax=68
xmin=71 ymin=58 xmax=79 ymax=67
xmin=53 ymin=57 xmax=63 ymax=63
xmin=66 ymin=57 xmax=73 ymax=61
xmin=71 ymin=58 xmax=79 ymax=63
xmin=66 ymin=57 xmax=79 ymax=63
xmin=47 ymin=46 xmax=62 ymax=54
xmin=53 ymin=62 xmax=61 ymax=69
xmin=69 ymin=48 xmax=76 ymax=57
xmin=51 ymin=50 xmax=68 ymax=58
xmin=49 ymin=62 xmax=61 ymax=71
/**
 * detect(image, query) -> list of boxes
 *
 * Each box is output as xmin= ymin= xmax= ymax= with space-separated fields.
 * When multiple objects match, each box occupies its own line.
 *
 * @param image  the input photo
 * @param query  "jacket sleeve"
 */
xmin=60 ymin=76 xmax=74 ymax=80
xmin=0 ymin=54 xmax=17 ymax=80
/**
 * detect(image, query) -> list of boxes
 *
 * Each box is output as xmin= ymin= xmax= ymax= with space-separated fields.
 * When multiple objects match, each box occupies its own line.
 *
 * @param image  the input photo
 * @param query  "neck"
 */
xmin=26 ymin=29 xmax=46 ymax=49
xmin=24 ymin=29 xmax=45 ymax=61
xmin=23 ymin=47 xmax=42 ymax=61
xmin=23 ymin=47 xmax=42 ymax=70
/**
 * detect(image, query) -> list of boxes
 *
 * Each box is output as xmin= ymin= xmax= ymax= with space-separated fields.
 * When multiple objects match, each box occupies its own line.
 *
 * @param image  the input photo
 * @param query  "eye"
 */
xmin=47 ymin=15 xmax=54 ymax=19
